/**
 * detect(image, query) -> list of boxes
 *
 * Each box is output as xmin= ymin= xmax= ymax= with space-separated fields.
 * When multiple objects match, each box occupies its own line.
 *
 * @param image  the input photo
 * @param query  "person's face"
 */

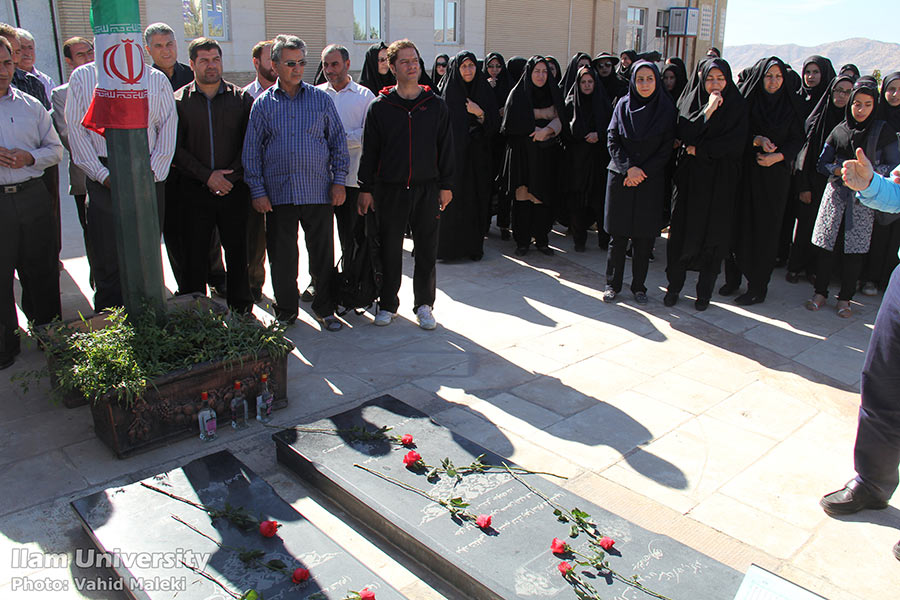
xmin=663 ymin=70 xmax=676 ymax=92
xmin=377 ymin=48 xmax=389 ymax=75
xmin=704 ymin=67 xmax=726 ymax=95
xmin=547 ymin=61 xmax=558 ymax=79
xmin=65 ymin=42 xmax=94 ymax=70
xmin=390 ymin=47 xmax=420 ymax=84
xmin=885 ymin=80 xmax=900 ymax=108
xmin=803 ymin=63 xmax=821 ymax=89
xmin=0 ymin=44 xmax=13 ymax=95
xmin=146 ymin=33 xmax=177 ymax=69
xmin=577 ymin=57 xmax=590 ymax=69
xmin=486 ymin=58 xmax=502 ymax=78
xmin=2 ymin=34 xmax=20 ymax=66
xmin=322 ymin=50 xmax=350 ymax=85
xmin=763 ymin=64 xmax=783 ymax=94
xmin=18 ymin=37 xmax=34 ymax=71
xmin=459 ymin=58 xmax=476 ymax=83
xmin=832 ymin=81 xmax=852 ymax=108
xmin=254 ymin=44 xmax=276 ymax=82
xmin=190 ymin=48 xmax=222 ymax=85
xmin=634 ymin=66 xmax=656 ymax=98
xmin=274 ymin=47 xmax=306 ymax=87
xmin=578 ymin=73 xmax=595 ymax=95
xmin=851 ymin=93 xmax=875 ymax=122
xmin=531 ymin=61 xmax=548 ymax=88
xmin=597 ymin=60 xmax=613 ymax=77
xmin=435 ymin=57 xmax=448 ymax=77
xmin=620 ymin=54 xmax=632 ymax=69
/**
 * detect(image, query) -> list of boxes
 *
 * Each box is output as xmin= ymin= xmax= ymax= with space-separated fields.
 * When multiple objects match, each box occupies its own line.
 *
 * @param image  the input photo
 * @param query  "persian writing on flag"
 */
xmin=81 ymin=0 xmax=148 ymax=134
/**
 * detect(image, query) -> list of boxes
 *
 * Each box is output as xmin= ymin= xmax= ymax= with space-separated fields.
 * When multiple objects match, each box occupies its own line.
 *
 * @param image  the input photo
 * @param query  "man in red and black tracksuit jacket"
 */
xmin=357 ymin=39 xmax=454 ymax=330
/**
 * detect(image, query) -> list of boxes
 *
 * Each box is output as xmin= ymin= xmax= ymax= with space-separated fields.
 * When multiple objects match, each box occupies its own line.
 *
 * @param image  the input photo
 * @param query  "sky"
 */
xmin=723 ymin=0 xmax=898 ymax=47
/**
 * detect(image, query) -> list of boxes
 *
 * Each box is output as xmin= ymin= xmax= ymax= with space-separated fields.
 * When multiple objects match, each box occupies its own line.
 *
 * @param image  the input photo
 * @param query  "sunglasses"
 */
xmin=436 ymin=62 xmax=447 ymax=68
xmin=281 ymin=60 xmax=306 ymax=68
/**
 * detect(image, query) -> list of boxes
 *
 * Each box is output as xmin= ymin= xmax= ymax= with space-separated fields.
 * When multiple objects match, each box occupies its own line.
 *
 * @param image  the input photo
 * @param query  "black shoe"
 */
xmin=718 ymin=283 xmax=739 ymax=296
xmin=894 ymin=540 xmax=900 ymax=562
xmin=536 ymin=245 xmax=554 ymax=256
xmin=514 ymin=246 xmax=528 ymax=256
xmin=663 ymin=291 xmax=678 ymax=307
xmin=634 ymin=291 xmax=648 ymax=305
xmin=695 ymin=298 xmax=710 ymax=311
xmin=820 ymin=480 xmax=889 ymax=516
xmin=301 ymin=283 xmax=316 ymax=302
xmin=500 ymin=228 xmax=511 ymax=241
xmin=785 ymin=271 xmax=801 ymax=284
xmin=574 ymin=243 xmax=586 ymax=253
xmin=251 ymin=288 xmax=263 ymax=303
xmin=735 ymin=291 xmax=765 ymax=306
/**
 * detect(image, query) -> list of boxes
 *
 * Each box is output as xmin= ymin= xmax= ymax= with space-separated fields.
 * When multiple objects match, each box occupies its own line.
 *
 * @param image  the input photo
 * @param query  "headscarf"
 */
xmin=610 ymin=60 xmax=676 ymax=141
xmin=617 ymin=50 xmax=639 ymax=87
xmin=877 ymin=71 xmax=900 ymax=132
xmin=359 ymin=42 xmax=395 ymax=94
xmin=312 ymin=60 xmax=327 ymax=85
xmin=417 ymin=57 xmax=435 ymax=89
xmin=798 ymin=55 xmax=836 ymax=109
xmin=738 ymin=56 xmax=805 ymax=140
xmin=857 ymin=75 xmax=878 ymax=90
xmin=566 ymin=66 xmax=613 ymax=139
xmin=441 ymin=51 xmax=499 ymax=172
xmin=676 ymin=58 xmax=746 ymax=145
xmin=592 ymin=51 xmax=625 ymax=101
xmin=796 ymin=75 xmax=854 ymax=173
xmin=506 ymin=56 xmax=527 ymax=86
xmin=431 ymin=54 xmax=450 ymax=88
xmin=544 ymin=56 xmax=562 ymax=86
xmin=560 ymin=52 xmax=592 ymax=94
xmin=484 ymin=52 xmax=512 ymax=110
xmin=501 ymin=55 xmax=566 ymax=137
xmin=662 ymin=62 xmax=688 ymax=103
xmin=839 ymin=63 xmax=861 ymax=82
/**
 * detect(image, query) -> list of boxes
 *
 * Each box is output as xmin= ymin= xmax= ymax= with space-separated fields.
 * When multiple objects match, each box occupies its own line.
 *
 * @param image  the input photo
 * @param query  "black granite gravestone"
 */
xmin=71 ymin=450 xmax=406 ymax=600
xmin=274 ymin=395 xmax=746 ymax=600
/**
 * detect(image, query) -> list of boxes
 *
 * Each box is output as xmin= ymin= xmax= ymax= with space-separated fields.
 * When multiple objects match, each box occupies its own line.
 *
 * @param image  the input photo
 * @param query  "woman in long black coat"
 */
xmin=722 ymin=57 xmax=806 ymax=305
xmin=437 ymin=51 xmax=499 ymax=261
xmin=665 ymin=58 xmax=749 ymax=310
xmin=564 ymin=66 xmax=613 ymax=252
xmin=603 ymin=61 xmax=676 ymax=304
xmin=501 ymin=56 xmax=566 ymax=256
xmin=485 ymin=52 xmax=514 ymax=238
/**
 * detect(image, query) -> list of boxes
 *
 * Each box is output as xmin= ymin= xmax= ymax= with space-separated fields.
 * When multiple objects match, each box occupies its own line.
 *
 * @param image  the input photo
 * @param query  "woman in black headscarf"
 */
xmin=786 ymin=75 xmax=854 ymax=283
xmin=662 ymin=61 xmax=688 ymax=102
xmin=506 ymin=56 xmax=527 ymax=86
xmin=664 ymin=58 xmax=749 ymax=310
xmin=545 ymin=56 xmax=562 ymax=86
xmin=593 ymin=51 xmax=625 ymax=101
xmin=501 ymin=56 xmax=566 ymax=256
xmin=808 ymin=85 xmax=900 ymax=316
xmin=564 ymin=66 xmax=613 ymax=252
xmin=798 ymin=55 xmax=836 ymax=117
xmin=721 ymin=57 xmax=806 ymax=305
xmin=431 ymin=54 xmax=450 ymax=88
xmin=485 ymin=52 xmax=512 ymax=112
xmin=484 ymin=52 xmax=513 ymax=238
xmin=560 ymin=52 xmax=592 ymax=94
xmin=602 ymin=61 xmax=676 ymax=304
xmin=839 ymin=64 xmax=861 ymax=82
xmin=359 ymin=41 xmax=395 ymax=94
xmin=437 ymin=51 xmax=499 ymax=261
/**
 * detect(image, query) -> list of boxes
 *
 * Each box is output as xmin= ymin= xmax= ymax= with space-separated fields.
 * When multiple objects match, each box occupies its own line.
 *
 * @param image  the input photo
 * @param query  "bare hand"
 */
xmin=206 ymin=169 xmax=234 ymax=196
xmin=439 ymin=189 xmax=453 ymax=211
xmin=0 ymin=148 xmax=35 ymax=169
xmin=330 ymin=183 xmax=346 ymax=206
xmin=357 ymin=192 xmax=374 ymax=215
xmin=799 ymin=191 xmax=812 ymax=204
xmin=530 ymin=127 xmax=552 ymax=142
xmin=892 ymin=167 xmax=900 ymax=186
xmin=686 ymin=146 xmax=697 ymax=156
xmin=252 ymin=195 xmax=273 ymax=213
xmin=841 ymin=147 xmax=875 ymax=191
xmin=756 ymin=152 xmax=783 ymax=167
xmin=103 ymin=176 xmax=111 ymax=188
xmin=626 ymin=166 xmax=646 ymax=186
xmin=585 ymin=132 xmax=599 ymax=144
xmin=704 ymin=91 xmax=723 ymax=117
xmin=465 ymin=99 xmax=484 ymax=118
xmin=754 ymin=136 xmax=777 ymax=153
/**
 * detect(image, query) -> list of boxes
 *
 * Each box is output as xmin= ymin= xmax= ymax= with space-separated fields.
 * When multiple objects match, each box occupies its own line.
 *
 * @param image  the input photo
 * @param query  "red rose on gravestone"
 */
xmin=598 ymin=536 xmax=616 ymax=550
xmin=557 ymin=561 xmax=573 ymax=575
xmin=359 ymin=588 xmax=376 ymax=600
xmin=259 ymin=520 xmax=280 ymax=538
xmin=292 ymin=567 xmax=310 ymax=584
xmin=402 ymin=451 xmax=422 ymax=467
xmin=550 ymin=537 xmax=568 ymax=554
xmin=476 ymin=514 xmax=492 ymax=529
xmin=400 ymin=434 xmax=414 ymax=446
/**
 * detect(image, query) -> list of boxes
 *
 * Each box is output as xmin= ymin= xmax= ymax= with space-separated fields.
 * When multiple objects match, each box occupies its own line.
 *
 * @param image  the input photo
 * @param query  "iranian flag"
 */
xmin=81 ymin=0 xmax=148 ymax=134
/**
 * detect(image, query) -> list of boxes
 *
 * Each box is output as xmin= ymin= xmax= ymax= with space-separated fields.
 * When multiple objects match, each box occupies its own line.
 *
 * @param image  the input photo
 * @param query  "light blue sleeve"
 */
xmin=858 ymin=169 xmax=900 ymax=214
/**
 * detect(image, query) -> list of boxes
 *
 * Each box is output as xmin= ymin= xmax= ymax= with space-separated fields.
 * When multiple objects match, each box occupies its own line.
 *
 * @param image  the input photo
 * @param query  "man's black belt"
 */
xmin=0 ymin=178 xmax=41 ymax=195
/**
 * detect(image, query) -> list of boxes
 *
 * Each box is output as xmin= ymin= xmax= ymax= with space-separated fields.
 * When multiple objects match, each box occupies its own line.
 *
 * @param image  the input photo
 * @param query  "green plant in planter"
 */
xmin=19 ymin=305 xmax=292 ymax=409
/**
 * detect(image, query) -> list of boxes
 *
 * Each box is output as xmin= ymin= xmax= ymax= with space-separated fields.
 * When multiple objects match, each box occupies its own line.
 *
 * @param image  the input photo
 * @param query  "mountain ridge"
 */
xmin=723 ymin=38 xmax=900 ymax=79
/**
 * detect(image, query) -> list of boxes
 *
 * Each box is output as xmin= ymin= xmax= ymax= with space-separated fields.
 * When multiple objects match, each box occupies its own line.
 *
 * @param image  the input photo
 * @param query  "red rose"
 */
xmin=400 ymin=434 xmax=414 ymax=446
xmin=557 ymin=561 xmax=573 ymax=575
xmin=402 ymin=451 xmax=422 ymax=467
xmin=291 ymin=567 xmax=309 ymax=583
xmin=598 ymin=536 xmax=615 ymax=550
xmin=476 ymin=514 xmax=492 ymax=529
xmin=550 ymin=537 xmax=568 ymax=554
xmin=259 ymin=520 xmax=280 ymax=538
xmin=359 ymin=588 xmax=376 ymax=600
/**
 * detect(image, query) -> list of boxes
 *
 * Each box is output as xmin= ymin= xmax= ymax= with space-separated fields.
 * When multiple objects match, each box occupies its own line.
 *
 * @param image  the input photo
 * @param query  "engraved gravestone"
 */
xmin=273 ymin=395 xmax=746 ymax=600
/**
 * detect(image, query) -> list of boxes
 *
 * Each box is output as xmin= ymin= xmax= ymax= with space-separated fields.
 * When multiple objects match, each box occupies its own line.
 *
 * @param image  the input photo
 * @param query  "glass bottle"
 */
xmin=256 ymin=373 xmax=273 ymax=423
xmin=230 ymin=381 xmax=249 ymax=429
xmin=198 ymin=391 xmax=217 ymax=441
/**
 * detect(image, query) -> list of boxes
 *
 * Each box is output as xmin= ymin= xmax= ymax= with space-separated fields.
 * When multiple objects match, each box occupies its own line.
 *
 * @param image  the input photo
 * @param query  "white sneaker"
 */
xmin=373 ymin=310 xmax=396 ymax=326
xmin=861 ymin=281 xmax=878 ymax=296
xmin=415 ymin=305 xmax=437 ymax=330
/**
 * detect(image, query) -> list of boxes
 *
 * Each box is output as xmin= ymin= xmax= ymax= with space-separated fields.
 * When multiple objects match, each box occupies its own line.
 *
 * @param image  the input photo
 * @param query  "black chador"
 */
xmin=665 ymin=58 xmax=749 ymax=308
xmin=359 ymin=42 xmax=395 ymax=95
xmin=437 ymin=51 xmax=499 ymax=261
xmin=797 ymin=55 xmax=836 ymax=118
xmin=559 ymin=52 xmax=592 ymax=94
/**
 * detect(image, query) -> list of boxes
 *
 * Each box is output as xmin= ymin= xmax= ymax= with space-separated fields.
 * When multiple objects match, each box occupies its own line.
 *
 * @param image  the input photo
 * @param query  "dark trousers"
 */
xmin=42 ymin=164 xmax=61 ymax=253
xmin=0 ymin=180 xmax=60 ymax=358
xmin=336 ymin=187 xmax=360 ymax=257
xmin=607 ymin=235 xmax=653 ymax=294
xmin=247 ymin=204 xmax=266 ymax=294
xmin=787 ymin=196 xmax=821 ymax=275
xmin=266 ymin=203 xmax=335 ymax=321
xmin=376 ymin=183 xmax=439 ymax=313
xmin=814 ymin=245 xmax=864 ymax=302
xmin=570 ymin=202 xmax=609 ymax=249
xmin=73 ymin=193 xmax=93 ymax=285
xmin=512 ymin=200 xmax=553 ymax=248
xmin=666 ymin=260 xmax=721 ymax=301
xmin=854 ymin=264 xmax=900 ymax=501
xmin=85 ymin=178 xmax=164 ymax=311
xmin=183 ymin=180 xmax=252 ymax=313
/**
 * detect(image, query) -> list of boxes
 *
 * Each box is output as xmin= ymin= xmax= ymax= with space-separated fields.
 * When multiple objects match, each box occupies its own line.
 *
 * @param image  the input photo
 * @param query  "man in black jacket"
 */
xmin=357 ymin=39 xmax=454 ymax=330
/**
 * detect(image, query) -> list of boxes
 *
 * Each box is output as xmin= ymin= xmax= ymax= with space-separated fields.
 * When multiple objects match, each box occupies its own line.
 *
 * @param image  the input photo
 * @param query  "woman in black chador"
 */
xmin=564 ymin=66 xmax=613 ymax=252
xmin=786 ymin=75 xmax=854 ymax=283
xmin=431 ymin=54 xmax=450 ymax=88
xmin=592 ymin=51 xmax=625 ymax=101
xmin=797 ymin=56 xmax=836 ymax=117
xmin=437 ymin=51 xmax=499 ymax=261
xmin=501 ymin=56 xmax=566 ymax=256
xmin=662 ymin=61 xmax=688 ymax=102
xmin=359 ymin=42 xmax=395 ymax=94
xmin=559 ymin=52 xmax=592 ymax=94
xmin=485 ymin=52 xmax=514 ymax=238
xmin=664 ymin=58 xmax=749 ymax=310
xmin=603 ymin=61 xmax=676 ymax=304
xmin=721 ymin=57 xmax=805 ymax=305
xmin=808 ymin=84 xmax=900 ymax=317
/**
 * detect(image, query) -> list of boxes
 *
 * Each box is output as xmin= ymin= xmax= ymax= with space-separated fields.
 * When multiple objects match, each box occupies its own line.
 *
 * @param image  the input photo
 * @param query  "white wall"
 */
xmin=10 ymin=0 xmax=62 ymax=84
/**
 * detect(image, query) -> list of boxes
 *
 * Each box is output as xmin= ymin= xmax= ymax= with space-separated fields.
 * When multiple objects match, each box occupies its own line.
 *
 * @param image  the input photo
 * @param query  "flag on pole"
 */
xmin=81 ymin=0 xmax=148 ymax=134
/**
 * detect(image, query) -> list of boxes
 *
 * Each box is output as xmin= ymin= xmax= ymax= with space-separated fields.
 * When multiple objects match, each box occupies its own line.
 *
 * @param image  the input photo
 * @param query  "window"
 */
xmin=625 ymin=7 xmax=646 ymax=52
xmin=183 ymin=0 xmax=229 ymax=41
xmin=656 ymin=10 xmax=669 ymax=39
xmin=434 ymin=0 xmax=459 ymax=44
xmin=354 ymin=0 xmax=382 ymax=41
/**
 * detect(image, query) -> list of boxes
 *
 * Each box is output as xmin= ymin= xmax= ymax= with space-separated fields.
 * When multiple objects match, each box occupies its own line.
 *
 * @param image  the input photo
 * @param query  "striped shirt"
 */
xmin=65 ymin=62 xmax=178 ymax=183
xmin=242 ymin=80 xmax=349 ymax=206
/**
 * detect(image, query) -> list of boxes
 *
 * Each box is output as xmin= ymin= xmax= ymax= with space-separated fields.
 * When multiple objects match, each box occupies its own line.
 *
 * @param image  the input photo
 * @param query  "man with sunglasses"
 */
xmin=242 ymin=35 xmax=349 ymax=331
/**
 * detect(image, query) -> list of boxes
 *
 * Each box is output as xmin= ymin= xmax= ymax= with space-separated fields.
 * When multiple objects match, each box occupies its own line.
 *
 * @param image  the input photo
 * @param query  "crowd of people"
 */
xmin=2 ymin=20 xmax=900 ymax=365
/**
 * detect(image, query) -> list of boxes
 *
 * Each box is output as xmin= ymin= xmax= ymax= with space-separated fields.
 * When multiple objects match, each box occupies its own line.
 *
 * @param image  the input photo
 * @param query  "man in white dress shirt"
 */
xmin=66 ymin=54 xmax=177 ymax=311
